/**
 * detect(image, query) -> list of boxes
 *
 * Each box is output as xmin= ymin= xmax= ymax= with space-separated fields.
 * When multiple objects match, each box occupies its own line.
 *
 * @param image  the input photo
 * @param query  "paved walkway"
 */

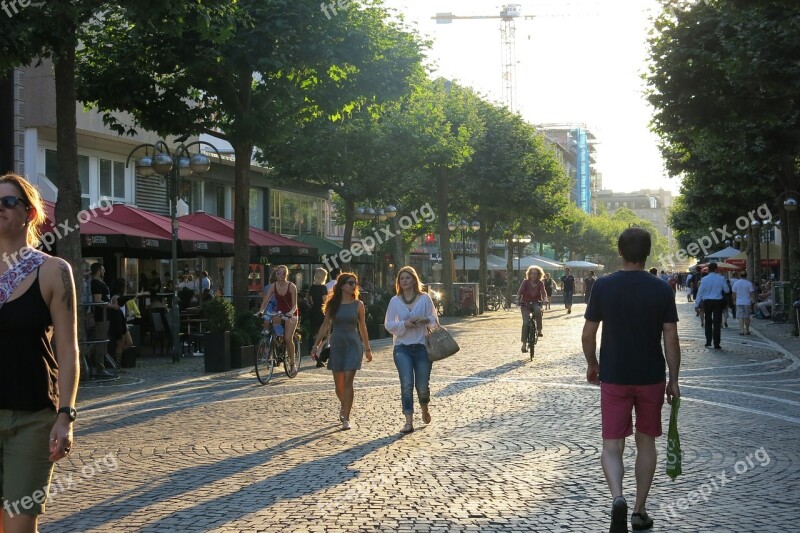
xmin=39 ymin=295 xmax=800 ymax=532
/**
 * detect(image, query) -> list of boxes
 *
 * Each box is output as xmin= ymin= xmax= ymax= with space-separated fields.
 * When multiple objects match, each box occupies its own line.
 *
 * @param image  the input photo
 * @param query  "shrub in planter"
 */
xmin=230 ymin=310 xmax=261 ymax=368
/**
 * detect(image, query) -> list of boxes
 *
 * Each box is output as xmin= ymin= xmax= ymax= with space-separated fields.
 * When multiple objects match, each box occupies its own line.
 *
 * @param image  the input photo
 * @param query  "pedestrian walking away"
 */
xmin=582 ymin=227 xmax=681 ymax=533
xmin=731 ymin=270 xmax=757 ymax=336
xmin=383 ymin=266 xmax=438 ymax=434
xmin=561 ymin=267 xmax=575 ymax=314
xmin=694 ymin=262 xmax=730 ymax=349
xmin=0 ymin=173 xmax=80 ymax=533
xmin=310 ymin=273 xmax=372 ymax=430
xmin=517 ymin=265 xmax=546 ymax=352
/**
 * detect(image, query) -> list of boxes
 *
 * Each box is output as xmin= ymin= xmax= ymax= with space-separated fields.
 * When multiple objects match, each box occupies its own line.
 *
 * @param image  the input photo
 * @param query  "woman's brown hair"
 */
xmin=323 ymin=272 xmax=359 ymax=318
xmin=0 ymin=173 xmax=46 ymax=248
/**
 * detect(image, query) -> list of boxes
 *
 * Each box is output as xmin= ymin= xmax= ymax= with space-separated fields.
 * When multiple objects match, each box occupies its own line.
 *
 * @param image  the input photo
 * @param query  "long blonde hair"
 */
xmin=0 ymin=173 xmax=46 ymax=248
xmin=395 ymin=266 xmax=424 ymax=295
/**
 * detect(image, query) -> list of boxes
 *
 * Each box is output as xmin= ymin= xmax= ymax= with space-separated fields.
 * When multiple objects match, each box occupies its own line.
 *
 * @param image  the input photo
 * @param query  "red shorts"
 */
xmin=600 ymin=382 xmax=665 ymax=439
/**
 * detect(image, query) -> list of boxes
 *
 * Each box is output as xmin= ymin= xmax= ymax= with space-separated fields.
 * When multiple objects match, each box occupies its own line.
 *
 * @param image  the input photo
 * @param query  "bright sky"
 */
xmin=381 ymin=0 xmax=681 ymax=195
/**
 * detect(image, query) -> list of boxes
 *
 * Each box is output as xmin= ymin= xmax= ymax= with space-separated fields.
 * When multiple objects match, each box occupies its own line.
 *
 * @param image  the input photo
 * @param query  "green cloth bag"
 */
xmin=666 ymin=397 xmax=682 ymax=480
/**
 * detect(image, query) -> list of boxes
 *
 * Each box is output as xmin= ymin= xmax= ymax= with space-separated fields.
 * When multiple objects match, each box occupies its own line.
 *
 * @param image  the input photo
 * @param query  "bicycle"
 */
xmin=521 ymin=301 xmax=540 ymax=360
xmin=255 ymin=312 xmax=302 ymax=385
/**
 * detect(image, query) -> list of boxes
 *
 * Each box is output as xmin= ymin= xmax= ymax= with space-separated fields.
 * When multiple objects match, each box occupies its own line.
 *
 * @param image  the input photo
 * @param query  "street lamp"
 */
xmin=356 ymin=204 xmax=396 ymax=291
xmin=512 ymin=234 xmax=532 ymax=277
xmin=126 ymin=139 xmax=221 ymax=362
xmin=448 ymin=219 xmax=480 ymax=282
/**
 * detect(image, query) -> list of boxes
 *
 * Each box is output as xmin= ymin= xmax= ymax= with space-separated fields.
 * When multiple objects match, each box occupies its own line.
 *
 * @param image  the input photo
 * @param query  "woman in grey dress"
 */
xmin=310 ymin=272 xmax=372 ymax=430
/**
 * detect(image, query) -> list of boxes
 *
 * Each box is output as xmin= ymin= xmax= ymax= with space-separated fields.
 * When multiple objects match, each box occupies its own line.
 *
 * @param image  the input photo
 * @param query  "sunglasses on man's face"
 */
xmin=0 ymin=196 xmax=28 ymax=210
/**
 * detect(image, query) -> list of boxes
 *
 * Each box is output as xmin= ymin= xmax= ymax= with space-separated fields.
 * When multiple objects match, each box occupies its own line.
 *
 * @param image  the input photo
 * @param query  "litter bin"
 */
xmin=771 ymin=282 xmax=793 ymax=322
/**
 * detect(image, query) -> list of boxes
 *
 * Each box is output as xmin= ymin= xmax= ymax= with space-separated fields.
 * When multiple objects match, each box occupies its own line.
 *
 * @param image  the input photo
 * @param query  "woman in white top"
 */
xmin=383 ymin=266 xmax=438 ymax=434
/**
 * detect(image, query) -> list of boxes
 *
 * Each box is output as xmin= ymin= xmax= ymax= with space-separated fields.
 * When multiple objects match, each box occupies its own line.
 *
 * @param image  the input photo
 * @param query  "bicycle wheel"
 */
xmin=255 ymin=336 xmax=275 ymax=385
xmin=528 ymin=320 xmax=536 ymax=360
xmin=285 ymin=336 xmax=300 ymax=378
xmin=502 ymin=297 xmax=511 ymax=311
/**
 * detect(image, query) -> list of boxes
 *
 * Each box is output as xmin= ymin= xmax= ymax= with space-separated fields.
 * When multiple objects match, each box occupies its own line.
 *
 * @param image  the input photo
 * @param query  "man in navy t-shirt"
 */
xmin=582 ymin=228 xmax=681 ymax=532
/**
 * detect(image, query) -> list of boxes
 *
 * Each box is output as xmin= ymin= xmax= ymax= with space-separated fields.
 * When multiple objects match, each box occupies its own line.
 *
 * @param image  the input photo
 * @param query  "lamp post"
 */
xmin=355 ymin=204 xmax=396 ymax=292
xmin=511 ymin=234 xmax=532 ymax=279
xmin=448 ymin=219 xmax=480 ymax=282
xmin=126 ymin=139 xmax=221 ymax=362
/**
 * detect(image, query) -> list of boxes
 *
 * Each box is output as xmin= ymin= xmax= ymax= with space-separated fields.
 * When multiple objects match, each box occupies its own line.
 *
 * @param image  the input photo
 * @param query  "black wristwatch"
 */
xmin=57 ymin=406 xmax=77 ymax=422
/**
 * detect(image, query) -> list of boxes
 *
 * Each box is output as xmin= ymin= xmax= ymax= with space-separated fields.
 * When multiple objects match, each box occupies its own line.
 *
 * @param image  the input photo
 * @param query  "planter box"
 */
xmin=231 ymin=344 xmax=255 ymax=369
xmin=204 ymin=331 xmax=231 ymax=372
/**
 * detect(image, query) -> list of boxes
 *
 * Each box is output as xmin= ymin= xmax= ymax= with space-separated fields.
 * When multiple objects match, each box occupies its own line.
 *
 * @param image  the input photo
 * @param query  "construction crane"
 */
xmin=433 ymin=5 xmax=527 ymax=112
xmin=432 ymin=3 xmax=599 ymax=113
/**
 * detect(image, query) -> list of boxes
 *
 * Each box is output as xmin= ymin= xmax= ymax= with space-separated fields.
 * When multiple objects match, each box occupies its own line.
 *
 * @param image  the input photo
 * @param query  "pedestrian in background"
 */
xmin=384 ymin=266 xmax=437 ymax=434
xmin=582 ymin=227 xmax=680 ymax=532
xmin=561 ymin=267 xmax=575 ymax=314
xmin=310 ymin=272 xmax=372 ymax=430
xmin=584 ymin=270 xmax=597 ymax=303
xmin=732 ymin=270 xmax=756 ymax=335
xmin=309 ymin=268 xmax=329 ymax=367
xmin=694 ymin=262 xmax=730 ymax=349
xmin=0 ymin=173 xmax=79 ymax=532
xmin=543 ymin=273 xmax=554 ymax=310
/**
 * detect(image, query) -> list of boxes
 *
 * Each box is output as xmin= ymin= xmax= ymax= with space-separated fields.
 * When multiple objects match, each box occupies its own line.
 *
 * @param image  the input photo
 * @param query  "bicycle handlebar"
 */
xmin=256 ymin=311 xmax=295 ymax=320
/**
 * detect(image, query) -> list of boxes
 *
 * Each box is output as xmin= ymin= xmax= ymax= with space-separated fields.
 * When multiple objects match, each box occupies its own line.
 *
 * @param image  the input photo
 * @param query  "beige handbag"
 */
xmin=425 ymin=320 xmax=460 ymax=362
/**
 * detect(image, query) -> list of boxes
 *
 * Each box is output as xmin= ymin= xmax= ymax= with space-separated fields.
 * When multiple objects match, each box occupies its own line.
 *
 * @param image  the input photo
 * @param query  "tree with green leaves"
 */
xmin=77 ymin=0 xmax=424 ymax=312
xmin=460 ymin=99 xmax=569 ymax=304
xmin=384 ymin=79 xmax=484 ymax=315
xmin=646 ymin=0 xmax=800 ymax=283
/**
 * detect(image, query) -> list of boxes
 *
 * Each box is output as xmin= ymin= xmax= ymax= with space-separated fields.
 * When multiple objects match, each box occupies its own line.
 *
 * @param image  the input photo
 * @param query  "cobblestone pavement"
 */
xmin=39 ymin=294 xmax=800 ymax=532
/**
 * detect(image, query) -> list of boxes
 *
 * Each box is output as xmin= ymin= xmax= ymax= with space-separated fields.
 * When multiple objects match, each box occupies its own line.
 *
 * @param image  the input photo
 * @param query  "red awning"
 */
xmin=179 ymin=211 xmax=316 ymax=262
xmin=39 ymin=202 xmax=234 ymax=256
xmin=40 ymin=201 xmax=170 ymax=254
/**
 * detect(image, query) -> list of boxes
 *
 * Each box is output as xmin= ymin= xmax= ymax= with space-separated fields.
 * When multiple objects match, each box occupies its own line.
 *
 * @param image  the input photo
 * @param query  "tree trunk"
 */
xmin=232 ymin=141 xmax=253 ymax=315
xmin=505 ymin=234 xmax=514 ymax=305
xmin=53 ymin=41 xmax=85 ymax=341
xmin=436 ymin=167 xmax=453 ymax=315
xmin=478 ymin=226 xmax=488 ymax=313
xmin=341 ymin=197 xmax=355 ymax=271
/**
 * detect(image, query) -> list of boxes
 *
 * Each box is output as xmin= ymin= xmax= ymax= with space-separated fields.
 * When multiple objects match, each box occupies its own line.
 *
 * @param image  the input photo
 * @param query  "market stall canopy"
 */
xmin=291 ymin=233 xmax=371 ymax=264
xmin=697 ymin=262 xmax=743 ymax=272
xmin=564 ymin=260 xmax=604 ymax=271
xmin=519 ymin=254 xmax=564 ymax=270
xmin=725 ymin=242 xmax=782 ymax=268
xmin=180 ymin=211 xmax=316 ymax=264
xmin=705 ymin=246 xmax=741 ymax=262
xmin=454 ymin=255 xmax=506 ymax=271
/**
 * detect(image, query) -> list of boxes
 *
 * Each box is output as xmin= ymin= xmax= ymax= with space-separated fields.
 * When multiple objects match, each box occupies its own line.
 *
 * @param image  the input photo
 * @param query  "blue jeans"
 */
xmin=393 ymin=343 xmax=432 ymax=415
xmin=564 ymin=290 xmax=574 ymax=307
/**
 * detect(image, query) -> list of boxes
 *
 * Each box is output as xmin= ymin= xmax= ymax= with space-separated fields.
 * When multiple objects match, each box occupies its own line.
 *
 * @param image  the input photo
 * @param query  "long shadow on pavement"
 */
xmin=44 ymin=427 xmax=400 ymax=531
